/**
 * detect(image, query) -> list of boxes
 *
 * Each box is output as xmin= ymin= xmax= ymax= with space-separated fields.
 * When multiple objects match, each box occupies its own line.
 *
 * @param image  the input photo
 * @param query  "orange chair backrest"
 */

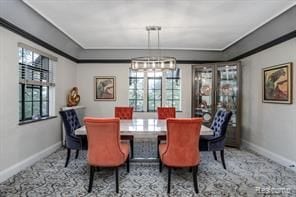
xmin=115 ymin=107 xmax=133 ymax=119
xmin=157 ymin=107 xmax=176 ymax=119
xmin=84 ymin=117 xmax=125 ymax=166
xmin=161 ymin=118 xmax=203 ymax=167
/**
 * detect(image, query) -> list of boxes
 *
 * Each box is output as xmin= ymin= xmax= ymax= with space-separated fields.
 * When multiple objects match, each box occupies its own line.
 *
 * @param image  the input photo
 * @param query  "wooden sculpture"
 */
xmin=67 ymin=87 xmax=80 ymax=107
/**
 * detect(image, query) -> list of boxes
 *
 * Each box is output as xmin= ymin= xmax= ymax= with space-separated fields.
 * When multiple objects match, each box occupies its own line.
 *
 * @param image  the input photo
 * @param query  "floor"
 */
xmin=0 ymin=145 xmax=295 ymax=196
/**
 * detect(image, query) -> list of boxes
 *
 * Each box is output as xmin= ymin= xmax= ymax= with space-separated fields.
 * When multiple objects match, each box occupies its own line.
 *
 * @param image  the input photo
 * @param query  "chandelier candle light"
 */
xmin=131 ymin=26 xmax=176 ymax=71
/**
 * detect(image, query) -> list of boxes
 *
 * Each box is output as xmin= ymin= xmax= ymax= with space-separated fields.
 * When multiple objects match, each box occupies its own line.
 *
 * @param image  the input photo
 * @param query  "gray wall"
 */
xmin=0 ymin=0 xmax=82 ymax=59
xmin=224 ymin=5 xmax=296 ymax=60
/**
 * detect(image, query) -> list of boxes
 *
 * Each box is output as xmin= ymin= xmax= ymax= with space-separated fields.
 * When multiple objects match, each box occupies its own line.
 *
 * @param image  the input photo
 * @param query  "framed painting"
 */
xmin=263 ymin=63 xmax=292 ymax=104
xmin=94 ymin=76 xmax=116 ymax=101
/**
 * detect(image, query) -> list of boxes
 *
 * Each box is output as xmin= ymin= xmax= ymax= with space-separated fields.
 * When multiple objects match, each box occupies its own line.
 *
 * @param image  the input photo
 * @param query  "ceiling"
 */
xmin=23 ymin=0 xmax=296 ymax=51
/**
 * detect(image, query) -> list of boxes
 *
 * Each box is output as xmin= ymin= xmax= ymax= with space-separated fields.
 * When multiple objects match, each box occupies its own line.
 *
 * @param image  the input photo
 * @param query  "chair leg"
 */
xmin=130 ymin=139 xmax=134 ymax=159
xmin=167 ymin=167 xmax=171 ymax=193
xmin=88 ymin=166 xmax=95 ymax=193
xmin=157 ymin=138 xmax=161 ymax=158
xmin=126 ymin=155 xmax=130 ymax=173
xmin=159 ymin=159 xmax=163 ymax=172
xmin=65 ymin=149 xmax=71 ymax=167
xmin=115 ymin=167 xmax=119 ymax=193
xmin=220 ymin=150 xmax=226 ymax=169
xmin=192 ymin=165 xmax=199 ymax=194
xmin=213 ymin=151 xmax=217 ymax=160
xmin=75 ymin=150 xmax=79 ymax=159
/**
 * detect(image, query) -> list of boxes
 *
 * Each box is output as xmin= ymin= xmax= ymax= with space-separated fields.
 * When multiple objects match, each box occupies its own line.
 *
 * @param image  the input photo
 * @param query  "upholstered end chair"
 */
xmin=115 ymin=106 xmax=133 ymax=119
xmin=115 ymin=106 xmax=134 ymax=158
xmin=199 ymin=109 xmax=232 ymax=169
xmin=157 ymin=107 xmax=176 ymax=157
xmin=59 ymin=109 xmax=87 ymax=167
xmin=159 ymin=118 xmax=203 ymax=193
xmin=84 ymin=117 xmax=130 ymax=193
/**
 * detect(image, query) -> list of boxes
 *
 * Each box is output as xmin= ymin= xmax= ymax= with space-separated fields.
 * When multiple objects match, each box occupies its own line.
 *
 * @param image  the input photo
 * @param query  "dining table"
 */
xmin=75 ymin=118 xmax=213 ymax=137
xmin=75 ymin=118 xmax=213 ymax=160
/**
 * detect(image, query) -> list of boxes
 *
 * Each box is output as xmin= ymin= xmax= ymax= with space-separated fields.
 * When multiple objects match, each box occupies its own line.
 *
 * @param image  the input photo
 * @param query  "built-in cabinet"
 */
xmin=192 ymin=62 xmax=241 ymax=147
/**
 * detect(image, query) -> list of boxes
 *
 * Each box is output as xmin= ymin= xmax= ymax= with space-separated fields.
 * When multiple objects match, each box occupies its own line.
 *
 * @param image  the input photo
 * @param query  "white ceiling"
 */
xmin=23 ymin=0 xmax=296 ymax=51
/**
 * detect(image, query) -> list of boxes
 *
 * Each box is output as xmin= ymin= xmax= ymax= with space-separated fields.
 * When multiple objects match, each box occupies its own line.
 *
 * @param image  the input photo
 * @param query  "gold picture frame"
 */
xmin=263 ymin=62 xmax=292 ymax=104
xmin=94 ymin=76 xmax=116 ymax=101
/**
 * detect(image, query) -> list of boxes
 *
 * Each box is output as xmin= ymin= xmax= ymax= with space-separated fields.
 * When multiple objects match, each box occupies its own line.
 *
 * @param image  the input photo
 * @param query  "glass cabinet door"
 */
xmin=216 ymin=64 xmax=238 ymax=127
xmin=192 ymin=66 xmax=214 ymax=125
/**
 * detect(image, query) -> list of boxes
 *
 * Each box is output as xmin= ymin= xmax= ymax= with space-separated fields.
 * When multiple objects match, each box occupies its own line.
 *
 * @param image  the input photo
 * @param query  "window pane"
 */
xmin=147 ymin=71 xmax=162 ymax=77
xmin=137 ymin=90 xmax=144 ymax=99
xmin=165 ymin=100 xmax=173 ymax=107
xmin=33 ymin=53 xmax=42 ymax=67
xmin=173 ymin=90 xmax=181 ymax=99
xmin=155 ymin=90 xmax=161 ymax=99
xmin=24 ymin=102 xmax=32 ymax=119
xmin=155 ymin=101 xmax=161 ymax=109
xmin=148 ymin=101 xmax=155 ymax=111
xmin=137 ymin=79 xmax=144 ymax=89
xmin=129 ymin=90 xmax=136 ymax=99
xmin=166 ymin=79 xmax=173 ymax=89
xmin=33 ymin=71 xmax=41 ymax=81
xmin=33 ymin=102 xmax=40 ymax=117
xmin=148 ymin=90 xmax=154 ymax=100
xmin=166 ymin=91 xmax=173 ymax=99
xmin=42 ymin=86 xmax=48 ymax=101
xmin=129 ymin=79 xmax=136 ymax=89
xmin=42 ymin=57 xmax=49 ymax=70
xmin=148 ymin=78 xmax=161 ymax=89
xmin=19 ymin=85 xmax=22 ymax=101
xmin=25 ymin=87 xmax=32 ymax=101
xmin=173 ymin=80 xmax=181 ymax=89
xmin=23 ymin=49 xmax=32 ymax=65
xmin=19 ymin=102 xmax=22 ymax=120
xmin=33 ymin=88 xmax=40 ymax=101
xmin=42 ymin=101 xmax=48 ymax=116
xmin=129 ymin=99 xmax=135 ymax=108
xmin=18 ymin=48 xmax=23 ymax=63
xmin=136 ymin=100 xmax=144 ymax=111
xmin=42 ymin=71 xmax=49 ymax=82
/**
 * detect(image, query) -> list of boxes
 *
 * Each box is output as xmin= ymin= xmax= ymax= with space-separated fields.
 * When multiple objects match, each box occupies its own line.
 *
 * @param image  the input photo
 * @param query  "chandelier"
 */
xmin=131 ymin=26 xmax=176 ymax=71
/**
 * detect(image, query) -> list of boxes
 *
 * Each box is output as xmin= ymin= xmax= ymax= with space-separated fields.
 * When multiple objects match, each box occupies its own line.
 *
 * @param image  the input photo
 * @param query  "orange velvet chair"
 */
xmin=84 ymin=117 xmax=130 ymax=193
xmin=157 ymin=107 xmax=176 ymax=157
xmin=115 ymin=106 xmax=134 ymax=158
xmin=159 ymin=118 xmax=203 ymax=194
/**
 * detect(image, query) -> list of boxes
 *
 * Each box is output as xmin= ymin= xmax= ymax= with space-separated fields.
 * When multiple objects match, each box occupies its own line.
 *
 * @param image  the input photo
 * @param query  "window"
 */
xmin=129 ymin=68 xmax=181 ymax=112
xmin=18 ymin=44 xmax=56 ymax=122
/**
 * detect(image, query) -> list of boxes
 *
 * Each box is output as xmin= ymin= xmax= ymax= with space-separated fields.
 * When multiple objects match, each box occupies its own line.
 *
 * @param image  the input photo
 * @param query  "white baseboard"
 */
xmin=0 ymin=142 xmax=61 ymax=183
xmin=242 ymin=139 xmax=296 ymax=172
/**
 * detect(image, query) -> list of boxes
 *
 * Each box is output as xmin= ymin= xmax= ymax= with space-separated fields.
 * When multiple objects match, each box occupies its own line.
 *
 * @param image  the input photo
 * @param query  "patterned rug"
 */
xmin=1 ymin=145 xmax=296 ymax=196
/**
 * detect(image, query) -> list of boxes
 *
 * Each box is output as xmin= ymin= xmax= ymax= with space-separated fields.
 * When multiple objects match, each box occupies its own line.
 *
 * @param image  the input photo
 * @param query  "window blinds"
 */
xmin=18 ymin=43 xmax=56 ymax=87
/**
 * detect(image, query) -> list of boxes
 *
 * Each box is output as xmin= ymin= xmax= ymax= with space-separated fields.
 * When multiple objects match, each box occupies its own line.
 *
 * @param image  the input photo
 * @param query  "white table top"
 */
xmin=75 ymin=119 xmax=213 ymax=138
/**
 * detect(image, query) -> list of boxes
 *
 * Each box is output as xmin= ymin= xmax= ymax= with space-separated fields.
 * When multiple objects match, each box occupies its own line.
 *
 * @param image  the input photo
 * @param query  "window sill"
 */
xmin=19 ymin=116 xmax=57 ymax=125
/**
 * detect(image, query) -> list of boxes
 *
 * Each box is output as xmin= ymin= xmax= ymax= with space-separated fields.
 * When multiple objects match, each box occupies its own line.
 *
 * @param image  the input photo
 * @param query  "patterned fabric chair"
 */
xmin=115 ymin=107 xmax=134 ymax=158
xmin=60 ymin=109 xmax=87 ymax=167
xmin=84 ymin=118 xmax=129 ymax=193
xmin=159 ymin=118 xmax=203 ymax=194
xmin=157 ymin=107 xmax=176 ymax=157
xmin=199 ymin=109 xmax=232 ymax=169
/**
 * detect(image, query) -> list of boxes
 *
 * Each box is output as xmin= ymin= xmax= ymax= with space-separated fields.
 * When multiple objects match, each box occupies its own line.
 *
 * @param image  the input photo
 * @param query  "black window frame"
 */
xmin=18 ymin=47 xmax=52 ymax=122
xmin=165 ymin=70 xmax=181 ymax=111
xmin=147 ymin=77 xmax=162 ymax=112
xmin=128 ymin=71 xmax=144 ymax=112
